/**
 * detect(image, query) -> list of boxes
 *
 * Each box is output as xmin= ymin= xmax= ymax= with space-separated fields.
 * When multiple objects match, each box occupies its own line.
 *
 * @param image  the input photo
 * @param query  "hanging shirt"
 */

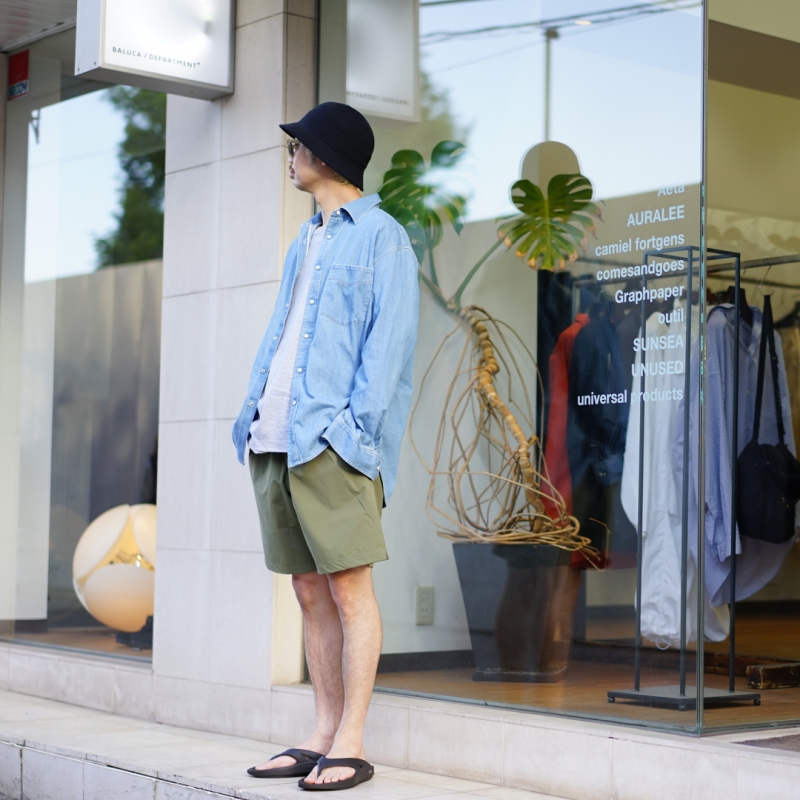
xmin=248 ymin=222 xmax=326 ymax=453
xmin=682 ymin=305 xmax=798 ymax=607
xmin=621 ymin=302 xmax=728 ymax=647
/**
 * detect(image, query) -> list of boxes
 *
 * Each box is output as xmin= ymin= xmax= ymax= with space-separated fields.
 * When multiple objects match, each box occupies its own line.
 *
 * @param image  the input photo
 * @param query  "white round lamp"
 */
xmin=72 ymin=504 xmax=157 ymax=633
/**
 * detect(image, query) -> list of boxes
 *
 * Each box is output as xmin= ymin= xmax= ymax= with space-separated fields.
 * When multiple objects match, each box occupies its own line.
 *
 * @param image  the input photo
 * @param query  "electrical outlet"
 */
xmin=415 ymin=586 xmax=434 ymax=625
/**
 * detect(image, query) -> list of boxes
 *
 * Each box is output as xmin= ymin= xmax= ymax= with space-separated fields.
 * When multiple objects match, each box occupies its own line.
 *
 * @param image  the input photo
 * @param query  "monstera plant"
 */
xmin=378 ymin=141 xmax=601 ymax=554
xmin=499 ymin=174 xmax=599 ymax=270
xmin=379 ymin=142 xmax=600 ymax=308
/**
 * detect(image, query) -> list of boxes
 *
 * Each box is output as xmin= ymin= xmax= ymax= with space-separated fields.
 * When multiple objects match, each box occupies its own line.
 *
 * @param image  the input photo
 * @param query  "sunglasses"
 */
xmin=286 ymin=139 xmax=301 ymax=158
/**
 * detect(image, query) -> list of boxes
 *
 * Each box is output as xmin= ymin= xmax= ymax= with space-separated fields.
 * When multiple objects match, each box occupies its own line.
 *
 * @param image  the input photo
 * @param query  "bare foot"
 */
xmin=301 ymin=745 xmax=365 ymax=785
xmin=252 ymin=735 xmax=332 ymax=772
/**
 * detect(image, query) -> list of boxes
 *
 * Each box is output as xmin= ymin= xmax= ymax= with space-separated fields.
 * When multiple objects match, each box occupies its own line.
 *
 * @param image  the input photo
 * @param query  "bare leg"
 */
xmin=252 ymin=570 xmax=343 ymax=771
xmin=303 ymin=565 xmax=382 ymax=785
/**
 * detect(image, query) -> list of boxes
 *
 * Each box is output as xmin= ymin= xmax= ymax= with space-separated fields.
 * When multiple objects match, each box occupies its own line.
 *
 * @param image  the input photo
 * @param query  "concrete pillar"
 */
xmin=153 ymin=0 xmax=315 ymax=738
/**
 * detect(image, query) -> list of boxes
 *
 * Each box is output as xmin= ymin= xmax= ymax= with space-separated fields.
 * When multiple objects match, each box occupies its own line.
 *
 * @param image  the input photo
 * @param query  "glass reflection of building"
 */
xmin=0 ymin=29 xmax=163 ymax=658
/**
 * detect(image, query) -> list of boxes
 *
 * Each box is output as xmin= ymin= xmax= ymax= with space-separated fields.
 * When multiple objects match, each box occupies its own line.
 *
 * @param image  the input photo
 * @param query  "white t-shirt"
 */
xmin=248 ymin=222 xmax=327 ymax=453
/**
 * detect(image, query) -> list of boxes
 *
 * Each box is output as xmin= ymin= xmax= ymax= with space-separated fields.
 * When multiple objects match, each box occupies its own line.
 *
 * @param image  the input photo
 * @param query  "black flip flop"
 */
xmin=247 ymin=748 xmax=323 ymax=778
xmin=298 ymin=756 xmax=374 ymax=791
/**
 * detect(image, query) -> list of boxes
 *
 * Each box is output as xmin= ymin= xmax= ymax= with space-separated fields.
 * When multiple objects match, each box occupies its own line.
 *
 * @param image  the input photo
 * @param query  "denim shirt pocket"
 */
xmin=319 ymin=265 xmax=374 ymax=326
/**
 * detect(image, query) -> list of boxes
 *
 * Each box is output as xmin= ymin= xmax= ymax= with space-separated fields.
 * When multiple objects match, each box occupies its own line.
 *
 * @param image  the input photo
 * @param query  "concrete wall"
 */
xmin=151 ymin=0 xmax=314 ymax=738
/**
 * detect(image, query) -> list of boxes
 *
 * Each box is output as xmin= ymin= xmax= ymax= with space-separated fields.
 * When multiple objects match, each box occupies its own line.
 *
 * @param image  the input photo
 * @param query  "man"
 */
xmin=231 ymin=102 xmax=419 ymax=791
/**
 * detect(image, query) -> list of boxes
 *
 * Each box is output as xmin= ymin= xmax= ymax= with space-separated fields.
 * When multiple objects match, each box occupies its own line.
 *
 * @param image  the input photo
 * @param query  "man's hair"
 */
xmin=305 ymin=148 xmax=360 ymax=190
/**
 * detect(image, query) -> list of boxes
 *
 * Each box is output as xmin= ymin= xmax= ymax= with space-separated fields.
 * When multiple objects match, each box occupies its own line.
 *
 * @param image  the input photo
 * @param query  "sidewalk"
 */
xmin=0 ymin=689 xmax=559 ymax=800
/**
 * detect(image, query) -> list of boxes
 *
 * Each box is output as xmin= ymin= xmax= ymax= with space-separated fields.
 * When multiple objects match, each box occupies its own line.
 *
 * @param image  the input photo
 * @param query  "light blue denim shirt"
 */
xmin=232 ymin=194 xmax=419 ymax=503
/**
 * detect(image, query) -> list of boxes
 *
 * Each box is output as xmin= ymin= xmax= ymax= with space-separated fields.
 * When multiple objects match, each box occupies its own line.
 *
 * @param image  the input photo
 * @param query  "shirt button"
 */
xmin=248 ymin=401 xmax=254 ymax=407
xmin=285 ymin=303 xmax=289 ymax=308
xmin=326 ymin=234 xmax=332 ymax=239
xmin=303 ymin=334 xmax=309 ymax=339
xmin=292 ymin=400 xmax=297 ymax=405
xmin=273 ymin=336 xmax=278 ymax=341
xmin=309 ymin=299 xmax=315 ymax=304
xmin=335 ymin=210 xmax=340 ymax=215
xmin=260 ymin=369 xmax=266 ymax=373
xmin=315 ymin=265 xmax=321 ymax=270
xmin=297 ymin=367 xmax=303 ymax=373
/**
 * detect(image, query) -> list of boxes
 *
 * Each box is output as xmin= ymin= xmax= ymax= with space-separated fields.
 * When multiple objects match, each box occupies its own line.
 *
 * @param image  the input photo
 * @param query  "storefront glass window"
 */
xmin=318 ymin=0 xmax=800 ymax=734
xmin=0 ymin=29 xmax=163 ymax=659
xmin=701 ymin=0 xmax=800 ymax=733
xmin=319 ymin=0 xmax=707 ymax=732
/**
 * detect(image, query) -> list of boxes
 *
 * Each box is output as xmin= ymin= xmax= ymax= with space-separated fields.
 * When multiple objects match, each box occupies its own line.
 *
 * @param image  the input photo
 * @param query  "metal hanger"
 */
xmin=758 ymin=265 xmax=775 ymax=297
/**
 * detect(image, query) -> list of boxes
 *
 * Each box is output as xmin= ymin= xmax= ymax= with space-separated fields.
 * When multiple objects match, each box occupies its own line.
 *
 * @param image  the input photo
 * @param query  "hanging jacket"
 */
xmin=568 ymin=302 xmax=628 ymax=490
xmin=543 ymin=313 xmax=589 ymax=516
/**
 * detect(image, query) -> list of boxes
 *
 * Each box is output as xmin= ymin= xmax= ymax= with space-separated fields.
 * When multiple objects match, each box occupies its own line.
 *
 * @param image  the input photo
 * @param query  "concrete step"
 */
xmin=0 ymin=689 xmax=557 ymax=800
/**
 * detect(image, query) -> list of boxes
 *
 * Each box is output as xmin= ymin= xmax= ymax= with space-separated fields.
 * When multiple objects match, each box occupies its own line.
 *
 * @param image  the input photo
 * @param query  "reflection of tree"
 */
xmin=378 ymin=140 xmax=468 ymax=297
xmin=364 ymin=71 xmax=470 ymax=193
xmin=707 ymin=218 xmax=800 ymax=258
xmin=96 ymin=88 xmax=166 ymax=268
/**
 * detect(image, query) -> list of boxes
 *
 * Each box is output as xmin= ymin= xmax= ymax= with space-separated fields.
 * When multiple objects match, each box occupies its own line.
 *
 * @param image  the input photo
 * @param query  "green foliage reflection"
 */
xmin=378 ymin=141 xmax=468 ymax=291
xmin=95 ymin=88 xmax=166 ymax=268
xmin=498 ymin=174 xmax=600 ymax=270
xmin=378 ymin=140 xmax=601 ymax=312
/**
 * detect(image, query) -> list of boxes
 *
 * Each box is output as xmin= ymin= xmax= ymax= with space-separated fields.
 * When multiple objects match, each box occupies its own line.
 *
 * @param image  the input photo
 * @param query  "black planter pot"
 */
xmin=452 ymin=543 xmax=572 ymax=683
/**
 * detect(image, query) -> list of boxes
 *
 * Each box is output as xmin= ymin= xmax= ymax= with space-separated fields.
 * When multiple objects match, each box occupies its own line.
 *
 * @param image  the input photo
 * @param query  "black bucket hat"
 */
xmin=280 ymin=102 xmax=375 ymax=190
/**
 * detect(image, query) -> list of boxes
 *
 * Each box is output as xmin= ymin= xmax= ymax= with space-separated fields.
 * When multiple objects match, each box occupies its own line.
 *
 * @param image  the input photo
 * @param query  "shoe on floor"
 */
xmin=247 ymin=748 xmax=323 ymax=778
xmin=298 ymin=756 xmax=374 ymax=791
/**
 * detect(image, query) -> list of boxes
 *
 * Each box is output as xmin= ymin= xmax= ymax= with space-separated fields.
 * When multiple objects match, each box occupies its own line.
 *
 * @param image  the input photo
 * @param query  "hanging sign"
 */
xmin=7 ymin=51 xmax=29 ymax=101
xmin=75 ymin=0 xmax=234 ymax=100
xmin=347 ymin=0 xmax=419 ymax=122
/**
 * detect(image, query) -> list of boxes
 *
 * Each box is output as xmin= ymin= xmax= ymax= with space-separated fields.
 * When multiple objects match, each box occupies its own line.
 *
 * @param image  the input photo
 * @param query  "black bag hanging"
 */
xmin=736 ymin=295 xmax=800 ymax=544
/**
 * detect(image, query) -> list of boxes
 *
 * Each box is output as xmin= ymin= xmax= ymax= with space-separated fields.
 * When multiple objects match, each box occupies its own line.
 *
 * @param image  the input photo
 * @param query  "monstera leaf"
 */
xmin=497 ymin=173 xmax=601 ymax=270
xmin=379 ymin=141 xmax=468 ymax=266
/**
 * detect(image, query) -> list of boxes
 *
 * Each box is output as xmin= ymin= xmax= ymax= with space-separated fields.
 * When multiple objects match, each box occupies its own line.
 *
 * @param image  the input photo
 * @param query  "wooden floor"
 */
xmin=0 ymin=627 xmax=151 ymax=661
xmin=375 ymin=612 xmax=800 ymax=730
xmin=705 ymin=614 xmax=800 ymax=661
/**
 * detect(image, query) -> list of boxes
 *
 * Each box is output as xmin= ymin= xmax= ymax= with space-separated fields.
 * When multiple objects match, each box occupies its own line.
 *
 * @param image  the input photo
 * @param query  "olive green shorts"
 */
xmin=248 ymin=446 xmax=387 ymax=575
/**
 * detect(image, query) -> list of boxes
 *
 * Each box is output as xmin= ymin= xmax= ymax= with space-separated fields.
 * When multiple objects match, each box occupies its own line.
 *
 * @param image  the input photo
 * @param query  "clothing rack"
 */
xmin=575 ymin=252 xmax=800 ymax=275
xmin=607 ymin=245 xmax=761 ymax=711
xmin=709 ymin=252 xmax=800 ymax=272
xmin=571 ymin=253 xmax=800 ymax=303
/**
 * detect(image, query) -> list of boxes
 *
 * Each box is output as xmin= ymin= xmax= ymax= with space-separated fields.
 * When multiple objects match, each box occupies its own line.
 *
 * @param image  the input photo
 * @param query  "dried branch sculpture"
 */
xmin=408 ymin=305 xmax=591 ymax=552
xmin=379 ymin=141 xmax=601 ymax=557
